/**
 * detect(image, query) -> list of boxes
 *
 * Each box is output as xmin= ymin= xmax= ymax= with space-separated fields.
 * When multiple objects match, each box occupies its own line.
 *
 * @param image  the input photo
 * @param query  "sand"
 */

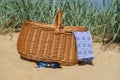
xmin=0 ymin=33 xmax=120 ymax=80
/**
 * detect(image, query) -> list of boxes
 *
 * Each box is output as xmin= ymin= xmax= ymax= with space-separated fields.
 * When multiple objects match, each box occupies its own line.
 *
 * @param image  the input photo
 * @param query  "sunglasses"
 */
xmin=36 ymin=61 xmax=61 ymax=69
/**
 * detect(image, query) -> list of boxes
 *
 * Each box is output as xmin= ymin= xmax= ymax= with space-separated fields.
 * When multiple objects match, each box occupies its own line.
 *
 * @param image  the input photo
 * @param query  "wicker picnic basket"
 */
xmin=17 ymin=10 xmax=88 ymax=66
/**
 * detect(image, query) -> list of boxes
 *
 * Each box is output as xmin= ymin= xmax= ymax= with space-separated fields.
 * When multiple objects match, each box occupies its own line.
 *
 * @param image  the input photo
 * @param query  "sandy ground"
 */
xmin=0 ymin=33 xmax=120 ymax=80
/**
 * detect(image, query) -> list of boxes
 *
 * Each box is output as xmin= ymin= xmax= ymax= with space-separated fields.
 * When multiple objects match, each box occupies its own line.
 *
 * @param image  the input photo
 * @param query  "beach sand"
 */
xmin=0 ymin=33 xmax=120 ymax=80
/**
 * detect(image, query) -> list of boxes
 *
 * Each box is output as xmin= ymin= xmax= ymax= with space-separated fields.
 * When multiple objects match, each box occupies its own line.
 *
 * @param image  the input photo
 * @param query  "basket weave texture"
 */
xmin=17 ymin=10 xmax=88 ymax=66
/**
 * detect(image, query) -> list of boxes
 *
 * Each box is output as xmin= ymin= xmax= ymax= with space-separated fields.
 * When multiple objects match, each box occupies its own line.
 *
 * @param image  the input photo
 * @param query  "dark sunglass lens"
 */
xmin=50 ymin=63 xmax=60 ymax=68
xmin=37 ymin=62 xmax=47 ymax=68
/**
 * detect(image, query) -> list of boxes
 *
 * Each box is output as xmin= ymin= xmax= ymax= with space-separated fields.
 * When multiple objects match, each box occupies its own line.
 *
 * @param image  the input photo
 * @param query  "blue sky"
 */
xmin=90 ymin=0 xmax=103 ymax=6
xmin=67 ymin=0 xmax=111 ymax=9
xmin=89 ymin=0 xmax=112 ymax=9
xmin=37 ymin=0 xmax=113 ymax=9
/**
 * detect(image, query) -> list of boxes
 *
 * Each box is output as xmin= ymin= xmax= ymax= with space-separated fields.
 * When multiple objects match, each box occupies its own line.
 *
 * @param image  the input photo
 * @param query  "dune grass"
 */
xmin=0 ymin=0 xmax=120 ymax=44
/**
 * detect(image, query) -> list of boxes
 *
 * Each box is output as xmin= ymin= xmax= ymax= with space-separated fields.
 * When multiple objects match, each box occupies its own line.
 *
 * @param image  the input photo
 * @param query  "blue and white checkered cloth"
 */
xmin=73 ymin=31 xmax=94 ymax=62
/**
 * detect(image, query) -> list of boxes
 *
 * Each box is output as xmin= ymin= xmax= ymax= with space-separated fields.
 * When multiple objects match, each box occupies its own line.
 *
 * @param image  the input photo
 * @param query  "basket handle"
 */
xmin=53 ymin=10 xmax=63 ymax=29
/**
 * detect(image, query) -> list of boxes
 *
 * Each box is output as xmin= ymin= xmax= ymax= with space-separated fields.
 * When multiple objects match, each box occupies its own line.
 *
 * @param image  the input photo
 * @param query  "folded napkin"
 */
xmin=73 ymin=31 xmax=94 ymax=63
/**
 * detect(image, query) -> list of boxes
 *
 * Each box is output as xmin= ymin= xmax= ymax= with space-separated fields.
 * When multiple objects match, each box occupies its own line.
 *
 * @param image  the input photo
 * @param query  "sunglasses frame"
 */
xmin=36 ymin=61 xmax=61 ymax=68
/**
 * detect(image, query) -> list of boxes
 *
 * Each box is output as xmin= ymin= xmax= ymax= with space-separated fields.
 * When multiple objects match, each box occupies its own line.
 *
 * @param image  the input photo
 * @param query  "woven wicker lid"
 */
xmin=23 ymin=10 xmax=88 ymax=33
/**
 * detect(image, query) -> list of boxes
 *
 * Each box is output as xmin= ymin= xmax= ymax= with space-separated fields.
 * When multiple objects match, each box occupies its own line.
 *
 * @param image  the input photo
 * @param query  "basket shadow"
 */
xmin=20 ymin=56 xmax=36 ymax=62
xmin=20 ymin=56 xmax=62 ymax=69
xmin=78 ymin=61 xmax=94 ymax=66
